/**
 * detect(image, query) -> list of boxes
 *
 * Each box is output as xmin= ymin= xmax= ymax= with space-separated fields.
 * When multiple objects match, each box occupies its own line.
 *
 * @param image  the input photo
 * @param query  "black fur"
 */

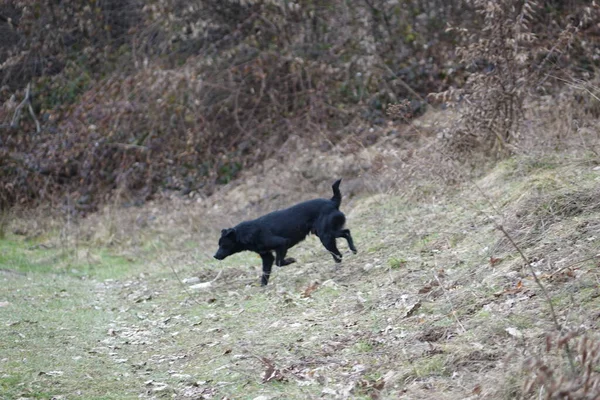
xmin=214 ymin=179 xmax=357 ymax=286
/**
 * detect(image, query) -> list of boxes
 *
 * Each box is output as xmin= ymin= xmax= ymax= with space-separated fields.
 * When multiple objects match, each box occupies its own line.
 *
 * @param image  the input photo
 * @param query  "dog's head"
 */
xmin=214 ymin=228 xmax=238 ymax=260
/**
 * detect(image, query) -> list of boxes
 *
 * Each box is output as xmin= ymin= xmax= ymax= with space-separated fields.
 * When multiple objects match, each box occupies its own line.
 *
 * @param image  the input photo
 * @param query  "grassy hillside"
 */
xmin=2 ymin=149 xmax=600 ymax=399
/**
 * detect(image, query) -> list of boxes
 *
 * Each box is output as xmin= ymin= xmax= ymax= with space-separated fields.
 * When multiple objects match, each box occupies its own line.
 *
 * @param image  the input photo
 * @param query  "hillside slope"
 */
xmin=2 ymin=151 xmax=600 ymax=399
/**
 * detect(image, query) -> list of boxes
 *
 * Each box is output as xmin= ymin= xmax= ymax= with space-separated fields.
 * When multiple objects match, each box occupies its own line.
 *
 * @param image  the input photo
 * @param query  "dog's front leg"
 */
xmin=260 ymin=252 xmax=275 ymax=286
xmin=338 ymin=229 xmax=358 ymax=254
xmin=261 ymin=234 xmax=292 ymax=267
xmin=319 ymin=235 xmax=343 ymax=263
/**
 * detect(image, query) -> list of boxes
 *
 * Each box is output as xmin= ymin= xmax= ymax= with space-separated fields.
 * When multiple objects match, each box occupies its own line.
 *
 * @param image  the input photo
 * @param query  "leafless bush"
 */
xmin=0 ymin=0 xmax=143 ymax=91
xmin=524 ymin=333 xmax=600 ymax=399
xmin=1 ymin=0 xmax=599 ymax=210
xmin=430 ymin=0 xmax=577 ymax=156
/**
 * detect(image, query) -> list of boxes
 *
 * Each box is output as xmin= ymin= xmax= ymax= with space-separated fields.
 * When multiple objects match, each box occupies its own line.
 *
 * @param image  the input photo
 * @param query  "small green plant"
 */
xmin=388 ymin=257 xmax=407 ymax=269
xmin=412 ymin=354 xmax=449 ymax=378
xmin=354 ymin=340 xmax=374 ymax=353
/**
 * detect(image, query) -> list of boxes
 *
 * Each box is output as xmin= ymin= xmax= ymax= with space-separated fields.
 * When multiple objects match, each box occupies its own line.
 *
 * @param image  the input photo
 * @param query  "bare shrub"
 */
xmin=0 ymin=0 xmax=142 ymax=91
xmin=2 ymin=0 xmax=599 ymax=210
xmin=524 ymin=333 xmax=600 ymax=399
xmin=430 ymin=0 xmax=577 ymax=156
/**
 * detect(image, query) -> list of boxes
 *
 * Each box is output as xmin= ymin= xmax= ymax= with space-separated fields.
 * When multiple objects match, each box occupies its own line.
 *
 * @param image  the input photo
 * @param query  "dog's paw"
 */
xmin=276 ymin=257 xmax=296 ymax=267
xmin=352 ymin=249 xmax=358 ymax=254
xmin=281 ymin=257 xmax=296 ymax=266
xmin=333 ymin=256 xmax=342 ymax=263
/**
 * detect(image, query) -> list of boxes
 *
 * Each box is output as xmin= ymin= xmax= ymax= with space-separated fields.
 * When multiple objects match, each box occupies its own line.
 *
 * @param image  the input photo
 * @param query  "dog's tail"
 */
xmin=331 ymin=179 xmax=342 ymax=208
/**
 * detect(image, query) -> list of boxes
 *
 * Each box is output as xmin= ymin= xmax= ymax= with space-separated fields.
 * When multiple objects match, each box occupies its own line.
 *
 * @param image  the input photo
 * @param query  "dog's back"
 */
xmin=249 ymin=198 xmax=334 ymax=247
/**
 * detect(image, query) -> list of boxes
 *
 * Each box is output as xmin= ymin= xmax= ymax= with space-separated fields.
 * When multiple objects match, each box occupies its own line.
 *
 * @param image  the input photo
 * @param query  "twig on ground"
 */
xmin=433 ymin=272 xmax=466 ymax=333
xmin=549 ymin=254 xmax=600 ymax=277
xmin=155 ymin=250 xmax=207 ymax=307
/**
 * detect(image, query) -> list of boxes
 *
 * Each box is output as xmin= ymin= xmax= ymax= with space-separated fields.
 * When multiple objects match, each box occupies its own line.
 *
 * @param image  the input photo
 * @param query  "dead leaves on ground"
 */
xmin=301 ymin=281 xmax=320 ymax=298
xmin=489 ymin=256 xmax=503 ymax=266
xmin=259 ymin=357 xmax=288 ymax=383
xmin=403 ymin=300 xmax=422 ymax=319
xmin=255 ymin=352 xmax=396 ymax=399
xmin=493 ymin=280 xmax=536 ymax=300
xmin=355 ymin=376 xmax=386 ymax=399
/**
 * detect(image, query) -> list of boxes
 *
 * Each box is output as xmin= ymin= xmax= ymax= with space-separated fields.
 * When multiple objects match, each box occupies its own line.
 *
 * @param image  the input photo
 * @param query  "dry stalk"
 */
xmin=470 ymin=181 xmax=576 ymax=374
xmin=433 ymin=271 xmax=466 ymax=333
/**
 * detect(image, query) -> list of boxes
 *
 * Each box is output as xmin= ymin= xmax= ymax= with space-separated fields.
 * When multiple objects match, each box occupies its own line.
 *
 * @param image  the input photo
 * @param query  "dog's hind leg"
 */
xmin=319 ymin=235 xmax=343 ymax=263
xmin=260 ymin=252 xmax=275 ymax=286
xmin=336 ymin=229 xmax=357 ymax=254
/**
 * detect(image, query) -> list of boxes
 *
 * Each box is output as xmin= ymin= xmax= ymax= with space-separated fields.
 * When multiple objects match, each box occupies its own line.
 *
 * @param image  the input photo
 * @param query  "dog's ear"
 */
xmin=221 ymin=228 xmax=236 ymax=238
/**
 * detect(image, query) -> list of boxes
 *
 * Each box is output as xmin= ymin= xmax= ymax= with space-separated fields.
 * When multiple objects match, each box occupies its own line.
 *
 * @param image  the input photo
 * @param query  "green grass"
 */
xmin=1 ymin=274 xmax=138 ymax=398
xmin=411 ymin=354 xmax=450 ymax=378
xmin=0 ymin=236 xmax=140 ymax=279
xmin=388 ymin=257 xmax=407 ymax=269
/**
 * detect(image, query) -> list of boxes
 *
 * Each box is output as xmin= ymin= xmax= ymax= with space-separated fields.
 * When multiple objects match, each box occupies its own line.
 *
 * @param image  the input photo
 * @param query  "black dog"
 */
xmin=214 ymin=179 xmax=357 ymax=286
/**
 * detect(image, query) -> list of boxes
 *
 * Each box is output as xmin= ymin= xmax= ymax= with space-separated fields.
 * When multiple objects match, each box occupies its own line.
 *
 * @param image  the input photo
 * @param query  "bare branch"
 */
xmin=10 ymin=83 xmax=41 ymax=133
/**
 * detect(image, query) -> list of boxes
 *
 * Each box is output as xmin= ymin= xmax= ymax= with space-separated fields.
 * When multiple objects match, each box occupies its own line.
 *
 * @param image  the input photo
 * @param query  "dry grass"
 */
xmin=3 ymin=87 xmax=600 ymax=398
xmin=3 ymin=138 xmax=600 ymax=398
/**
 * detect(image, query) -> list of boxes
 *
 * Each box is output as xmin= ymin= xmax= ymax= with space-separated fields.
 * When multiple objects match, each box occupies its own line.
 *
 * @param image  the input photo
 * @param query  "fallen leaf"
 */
xmin=373 ymin=378 xmax=385 ymax=390
xmin=490 ymin=257 xmax=503 ymax=266
xmin=493 ymin=282 xmax=527 ymax=297
xmin=403 ymin=301 xmax=422 ymax=318
xmin=262 ymin=366 xmax=285 ymax=383
xmin=418 ymin=285 xmax=433 ymax=294
xmin=472 ymin=384 xmax=482 ymax=395
xmin=301 ymin=282 xmax=320 ymax=298
xmin=260 ymin=357 xmax=286 ymax=383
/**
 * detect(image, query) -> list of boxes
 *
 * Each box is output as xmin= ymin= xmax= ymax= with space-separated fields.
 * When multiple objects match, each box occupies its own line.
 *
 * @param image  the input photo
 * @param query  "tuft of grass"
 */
xmin=411 ymin=354 xmax=450 ymax=378
xmin=388 ymin=257 xmax=407 ymax=269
